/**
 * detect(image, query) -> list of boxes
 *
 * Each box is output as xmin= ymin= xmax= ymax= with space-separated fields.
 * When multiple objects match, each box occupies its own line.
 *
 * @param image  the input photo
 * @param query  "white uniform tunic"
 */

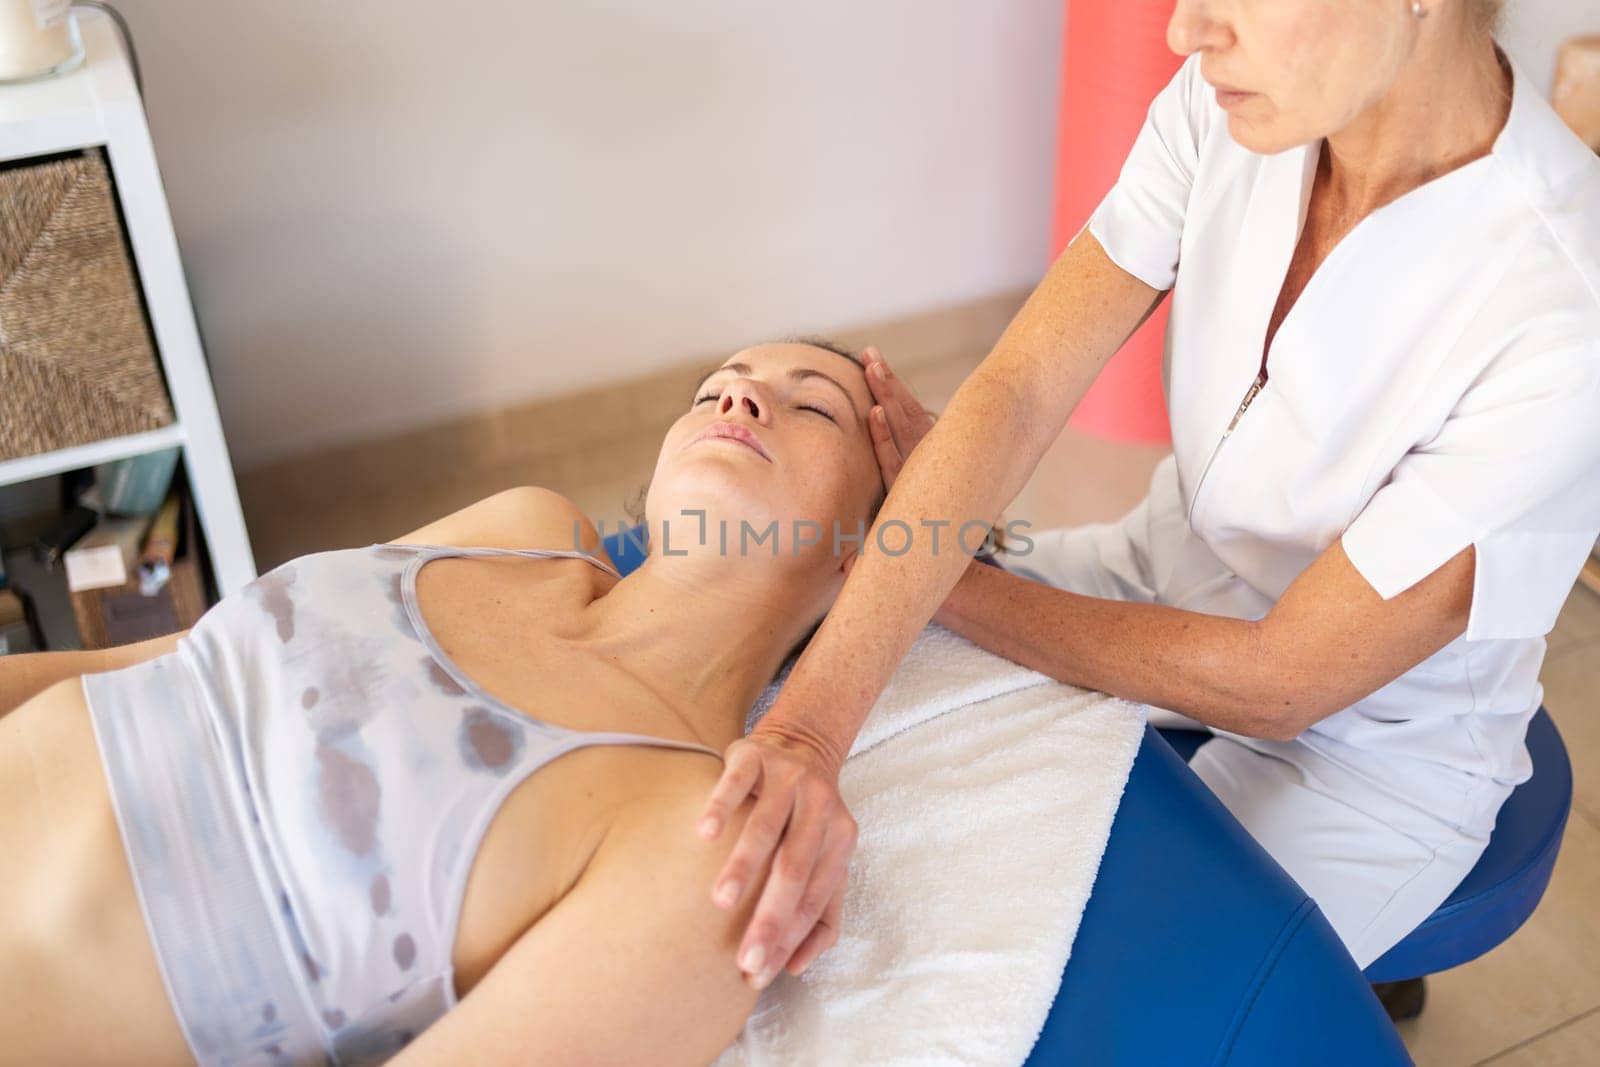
xmin=997 ymin=45 xmax=1600 ymax=967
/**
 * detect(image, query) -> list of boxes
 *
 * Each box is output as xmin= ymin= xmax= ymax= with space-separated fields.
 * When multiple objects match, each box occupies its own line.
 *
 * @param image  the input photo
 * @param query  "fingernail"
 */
xmin=873 ymin=362 xmax=887 ymax=380
xmin=715 ymin=880 xmax=740 ymax=907
xmin=752 ymin=968 xmax=776 ymax=991
xmin=740 ymin=945 xmax=765 ymax=973
xmin=698 ymin=816 xmax=720 ymax=838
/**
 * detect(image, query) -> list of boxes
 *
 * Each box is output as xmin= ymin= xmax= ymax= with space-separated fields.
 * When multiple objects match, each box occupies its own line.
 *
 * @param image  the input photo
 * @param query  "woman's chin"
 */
xmin=1225 ymin=114 xmax=1303 ymax=157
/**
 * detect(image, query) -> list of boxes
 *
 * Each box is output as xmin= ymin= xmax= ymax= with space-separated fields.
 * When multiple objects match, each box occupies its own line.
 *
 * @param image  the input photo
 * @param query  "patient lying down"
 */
xmin=0 ymin=340 xmax=888 ymax=1065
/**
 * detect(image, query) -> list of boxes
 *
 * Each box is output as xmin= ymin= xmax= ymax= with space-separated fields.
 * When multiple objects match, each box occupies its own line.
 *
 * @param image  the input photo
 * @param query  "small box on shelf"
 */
xmin=68 ymin=486 xmax=207 ymax=650
xmin=67 ymin=547 xmax=204 ymax=649
xmin=0 ymin=459 xmax=216 ymax=652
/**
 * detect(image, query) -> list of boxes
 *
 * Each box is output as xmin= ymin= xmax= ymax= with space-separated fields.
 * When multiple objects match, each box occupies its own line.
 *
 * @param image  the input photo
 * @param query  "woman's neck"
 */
xmin=562 ymin=552 xmax=825 ymax=751
xmin=1323 ymin=28 xmax=1511 ymax=219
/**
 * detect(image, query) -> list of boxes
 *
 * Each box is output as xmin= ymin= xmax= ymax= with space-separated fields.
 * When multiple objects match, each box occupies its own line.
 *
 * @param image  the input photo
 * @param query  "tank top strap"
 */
xmin=371 ymin=541 xmax=622 ymax=579
xmin=569 ymin=730 xmax=727 ymax=763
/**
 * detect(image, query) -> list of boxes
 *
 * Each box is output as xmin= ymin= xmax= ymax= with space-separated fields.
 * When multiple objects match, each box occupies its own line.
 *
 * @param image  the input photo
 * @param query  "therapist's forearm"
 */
xmin=932 ymin=563 xmax=1293 ymax=739
xmin=754 ymin=371 xmax=1035 ymax=765
xmin=750 ymin=232 xmax=1163 ymax=767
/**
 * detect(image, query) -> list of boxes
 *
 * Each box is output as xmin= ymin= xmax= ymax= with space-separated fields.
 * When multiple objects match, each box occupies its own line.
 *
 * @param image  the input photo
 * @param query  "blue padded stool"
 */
xmin=1159 ymin=708 xmax=1573 ymax=984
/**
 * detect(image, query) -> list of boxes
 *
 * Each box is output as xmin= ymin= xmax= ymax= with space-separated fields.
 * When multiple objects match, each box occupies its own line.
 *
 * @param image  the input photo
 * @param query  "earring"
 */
xmin=1411 ymin=0 xmax=1428 ymax=17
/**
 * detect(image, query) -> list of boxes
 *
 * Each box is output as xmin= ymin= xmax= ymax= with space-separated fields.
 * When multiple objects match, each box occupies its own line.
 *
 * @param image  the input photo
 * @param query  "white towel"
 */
xmin=713 ymin=621 xmax=1146 ymax=1066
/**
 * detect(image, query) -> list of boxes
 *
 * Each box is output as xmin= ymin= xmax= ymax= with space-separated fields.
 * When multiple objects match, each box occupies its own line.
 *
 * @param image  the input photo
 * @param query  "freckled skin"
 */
xmin=1175 ymin=0 xmax=1417 ymax=156
xmin=315 ymin=744 xmax=382 ymax=856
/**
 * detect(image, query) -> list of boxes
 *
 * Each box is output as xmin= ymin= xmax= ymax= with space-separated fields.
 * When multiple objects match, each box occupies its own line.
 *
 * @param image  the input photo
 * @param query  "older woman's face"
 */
xmin=647 ymin=344 xmax=882 ymax=571
xmin=1168 ymin=0 xmax=1418 ymax=154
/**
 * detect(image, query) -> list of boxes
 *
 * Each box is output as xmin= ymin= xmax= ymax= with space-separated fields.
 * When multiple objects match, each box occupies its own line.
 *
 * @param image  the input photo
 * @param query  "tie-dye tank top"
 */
xmin=81 ymin=541 xmax=725 ymax=1066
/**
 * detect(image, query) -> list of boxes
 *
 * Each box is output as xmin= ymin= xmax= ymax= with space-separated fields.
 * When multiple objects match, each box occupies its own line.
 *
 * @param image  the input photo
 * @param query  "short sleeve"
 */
xmin=1083 ymin=52 xmax=1215 ymax=292
xmin=1341 ymin=338 xmax=1600 ymax=641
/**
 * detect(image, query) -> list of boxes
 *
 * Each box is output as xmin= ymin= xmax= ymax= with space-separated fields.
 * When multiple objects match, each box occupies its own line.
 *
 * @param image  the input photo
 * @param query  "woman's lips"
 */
xmin=1213 ymin=85 xmax=1256 ymax=108
xmin=691 ymin=421 xmax=772 ymax=461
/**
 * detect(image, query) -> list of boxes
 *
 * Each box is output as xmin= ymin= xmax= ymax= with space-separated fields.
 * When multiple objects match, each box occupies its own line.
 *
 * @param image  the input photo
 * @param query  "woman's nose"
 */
xmin=1168 ymin=0 xmax=1231 ymax=57
xmin=718 ymin=380 xmax=767 ymax=421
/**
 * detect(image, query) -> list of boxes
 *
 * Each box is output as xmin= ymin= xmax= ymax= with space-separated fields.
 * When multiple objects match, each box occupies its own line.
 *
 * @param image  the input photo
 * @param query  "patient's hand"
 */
xmin=695 ymin=725 xmax=857 ymax=991
xmin=862 ymin=346 xmax=938 ymax=491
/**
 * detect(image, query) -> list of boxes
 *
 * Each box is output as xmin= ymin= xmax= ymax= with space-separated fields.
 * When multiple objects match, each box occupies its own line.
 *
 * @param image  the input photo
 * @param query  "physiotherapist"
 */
xmin=693 ymin=0 xmax=1600 ymax=992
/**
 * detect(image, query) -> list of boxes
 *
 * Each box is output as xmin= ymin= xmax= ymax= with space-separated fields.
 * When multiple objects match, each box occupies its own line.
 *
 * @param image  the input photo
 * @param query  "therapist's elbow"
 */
xmin=1255 ymin=709 xmax=1312 ymax=743
xmin=1224 ymin=626 xmax=1321 ymax=742
xmin=1197 ymin=692 xmax=1307 ymax=742
xmin=1252 ymin=687 xmax=1348 ymax=742
xmin=1217 ymin=702 xmax=1307 ymax=743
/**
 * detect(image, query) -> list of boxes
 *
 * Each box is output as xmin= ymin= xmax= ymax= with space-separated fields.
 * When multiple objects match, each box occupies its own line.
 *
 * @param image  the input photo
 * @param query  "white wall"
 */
xmin=1499 ymin=0 xmax=1600 ymax=97
xmin=114 ymin=0 xmax=1589 ymax=470
xmin=113 ymin=1 xmax=1065 ymax=468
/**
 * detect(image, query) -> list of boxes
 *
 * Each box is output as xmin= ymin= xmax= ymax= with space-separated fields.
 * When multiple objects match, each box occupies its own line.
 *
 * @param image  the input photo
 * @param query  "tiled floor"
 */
xmin=244 ymin=348 xmax=1600 ymax=1066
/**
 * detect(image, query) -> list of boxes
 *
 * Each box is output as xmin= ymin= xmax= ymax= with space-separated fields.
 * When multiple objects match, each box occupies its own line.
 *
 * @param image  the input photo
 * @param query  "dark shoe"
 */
xmin=1372 ymin=977 xmax=1427 ymax=1021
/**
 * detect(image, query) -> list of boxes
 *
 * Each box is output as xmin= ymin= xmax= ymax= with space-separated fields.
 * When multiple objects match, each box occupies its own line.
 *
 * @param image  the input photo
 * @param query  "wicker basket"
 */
xmin=0 ymin=149 xmax=174 ymax=462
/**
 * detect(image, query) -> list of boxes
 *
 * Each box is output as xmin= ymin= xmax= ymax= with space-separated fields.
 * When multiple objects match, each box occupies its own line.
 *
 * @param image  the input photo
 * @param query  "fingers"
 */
xmin=734 ymin=782 xmax=837 ymax=990
xmin=862 ymin=347 xmax=933 ymax=459
xmin=863 ymin=347 xmax=906 ymax=483
xmin=784 ymin=828 xmax=852 ymax=977
xmin=709 ymin=763 xmax=796 ymax=920
xmin=868 ymin=403 xmax=903 ymax=488
xmin=734 ymin=785 xmax=828 ymax=988
xmin=863 ymin=349 xmax=905 ymax=454
xmin=697 ymin=739 xmax=763 ymax=840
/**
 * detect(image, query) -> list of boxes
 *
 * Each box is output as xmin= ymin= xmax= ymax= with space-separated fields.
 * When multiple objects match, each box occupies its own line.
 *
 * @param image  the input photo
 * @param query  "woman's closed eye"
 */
xmin=692 ymin=392 xmax=836 ymax=423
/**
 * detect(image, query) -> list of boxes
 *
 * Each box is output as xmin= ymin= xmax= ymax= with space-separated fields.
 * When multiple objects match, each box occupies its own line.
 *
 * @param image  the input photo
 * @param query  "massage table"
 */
xmin=601 ymin=529 xmax=1412 ymax=1063
xmin=1023 ymin=726 xmax=1411 ymax=1065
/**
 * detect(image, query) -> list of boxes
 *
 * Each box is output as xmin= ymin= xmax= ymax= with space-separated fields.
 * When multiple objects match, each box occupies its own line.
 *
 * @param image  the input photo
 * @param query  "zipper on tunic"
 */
xmin=1186 ymin=368 xmax=1269 ymax=523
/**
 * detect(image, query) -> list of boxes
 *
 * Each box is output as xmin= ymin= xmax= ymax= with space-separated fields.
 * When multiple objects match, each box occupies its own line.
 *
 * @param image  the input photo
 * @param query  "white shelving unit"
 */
xmin=0 ymin=8 xmax=256 ymax=597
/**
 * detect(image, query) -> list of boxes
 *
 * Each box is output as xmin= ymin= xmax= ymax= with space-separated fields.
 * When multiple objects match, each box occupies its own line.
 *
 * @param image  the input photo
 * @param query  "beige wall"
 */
xmin=118 ymin=0 xmax=1065 ymax=468
xmin=1498 ymin=0 xmax=1600 ymax=100
xmin=118 ymin=1 xmax=1587 ymax=471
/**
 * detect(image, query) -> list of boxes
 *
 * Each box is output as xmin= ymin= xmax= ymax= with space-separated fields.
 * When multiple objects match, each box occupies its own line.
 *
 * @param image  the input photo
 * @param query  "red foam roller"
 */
xmin=1054 ymin=0 xmax=1180 ymax=444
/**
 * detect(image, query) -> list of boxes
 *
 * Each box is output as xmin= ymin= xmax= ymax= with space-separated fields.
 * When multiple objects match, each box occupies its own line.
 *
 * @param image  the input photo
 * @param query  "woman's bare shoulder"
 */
xmin=388 ymin=487 xmax=614 ymax=566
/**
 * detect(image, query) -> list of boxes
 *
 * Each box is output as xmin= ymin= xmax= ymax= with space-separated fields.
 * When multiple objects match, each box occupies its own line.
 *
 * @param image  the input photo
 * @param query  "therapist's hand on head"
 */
xmin=696 ymin=346 xmax=926 ymax=992
xmin=861 ymin=346 xmax=938 ymax=489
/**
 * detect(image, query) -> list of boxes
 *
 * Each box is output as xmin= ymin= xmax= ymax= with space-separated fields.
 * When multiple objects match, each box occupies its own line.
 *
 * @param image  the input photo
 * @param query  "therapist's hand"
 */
xmin=861 ymin=345 xmax=938 ymax=490
xmin=696 ymin=723 xmax=857 ymax=990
